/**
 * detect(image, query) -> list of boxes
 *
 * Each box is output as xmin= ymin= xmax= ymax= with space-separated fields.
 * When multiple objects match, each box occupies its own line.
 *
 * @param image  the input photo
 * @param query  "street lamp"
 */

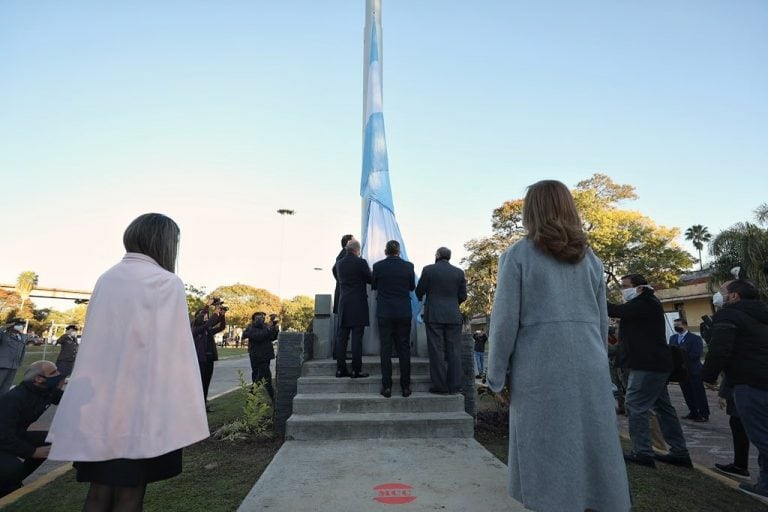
xmin=276 ymin=209 xmax=296 ymax=299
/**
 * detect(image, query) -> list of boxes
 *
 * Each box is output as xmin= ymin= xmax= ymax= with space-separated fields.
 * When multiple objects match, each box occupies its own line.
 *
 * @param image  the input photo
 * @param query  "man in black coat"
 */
xmin=415 ymin=247 xmax=467 ymax=394
xmin=0 ymin=361 xmax=64 ymax=498
xmin=608 ymin=274 xmax=691 ymax=469
xmin=332 ymin=234 xmax=354 ymax=360
xmin=669 ymin=318 xmax=709 ymax=421
xmin=334 ymin=239 xmax=372 ymax=378
xmin=192 ymin=299 xmax=226 ymax=410
xmin=703 ymin=279 xmax=768 ymax=501
xmin=372 ymin=240 xmax=415 ymax=398
xmin=242 ymin=312 xmax=280 ymax=401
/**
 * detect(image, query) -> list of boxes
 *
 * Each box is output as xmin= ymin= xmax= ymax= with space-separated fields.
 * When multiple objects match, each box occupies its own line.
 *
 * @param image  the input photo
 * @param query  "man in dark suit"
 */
xmin=334 ymin=239 xmax=372 ymax=378
xmin=415 ymin=247 xmax=467 ymax=395
xmin=372 ymin=240 xmax=416 ymax=398
xmin=332 ymin=234 xmax=354 ymax=361
xmin=670 ymin=318 xmax=709 ymax=421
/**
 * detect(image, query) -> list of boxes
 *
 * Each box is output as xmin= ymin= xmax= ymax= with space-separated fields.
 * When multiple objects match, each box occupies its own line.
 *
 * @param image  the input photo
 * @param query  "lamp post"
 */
xmin=276 ymin=209 xmax=295 ymax=299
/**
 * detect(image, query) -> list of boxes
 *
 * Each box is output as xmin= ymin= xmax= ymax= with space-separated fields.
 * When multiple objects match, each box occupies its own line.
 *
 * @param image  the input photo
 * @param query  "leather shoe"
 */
xmin=693 ymin=416 xmax=709 ymax=423
xmin=350 ymin=372 xmax=369 ymax=378
xmin=429 ymin=387 xmax=449 ymax=395
xmin=680 ymin=413 xmax=697 ymax=420
xmin=623 ymin=451 xmax=656 ymax=468
xmin=654 ymin=453 xmax=693 ymax=468
xmin=401 ymin=387 xmax=411 ymax=398
xmin=380 ymin=388 xmax=391 ymax=398
xmin=336 ymin=370 xmax=350 ymax=378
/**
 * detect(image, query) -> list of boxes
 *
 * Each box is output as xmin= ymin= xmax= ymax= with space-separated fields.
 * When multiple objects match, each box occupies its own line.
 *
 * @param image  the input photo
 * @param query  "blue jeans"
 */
xmin=734 ymin=385 xmax=768 ymax=492
xmin=626 ymin=370 xmax=689 ymax=457
xmin=474 ymin=351 xmax=484 ymax=375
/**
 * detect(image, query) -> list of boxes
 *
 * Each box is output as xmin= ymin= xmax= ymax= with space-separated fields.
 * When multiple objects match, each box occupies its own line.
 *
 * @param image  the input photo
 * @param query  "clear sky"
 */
xmin=1 ymin=0 xmax=766 ymax=308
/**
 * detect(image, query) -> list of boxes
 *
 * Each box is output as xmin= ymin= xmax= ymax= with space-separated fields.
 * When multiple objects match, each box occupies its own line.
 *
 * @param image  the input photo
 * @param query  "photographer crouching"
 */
xmin=242 ymin=312 xmax=279 ymax=402
xmin=192 ymin=298 xmax=227 ymax=412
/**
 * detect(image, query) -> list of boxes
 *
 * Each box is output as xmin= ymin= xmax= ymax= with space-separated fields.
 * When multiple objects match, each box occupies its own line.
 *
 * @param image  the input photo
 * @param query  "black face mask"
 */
xmin=254 ymin=319 xmax=265 ymax=327
xmin=674 ymin=326 xmax=685 ymax=333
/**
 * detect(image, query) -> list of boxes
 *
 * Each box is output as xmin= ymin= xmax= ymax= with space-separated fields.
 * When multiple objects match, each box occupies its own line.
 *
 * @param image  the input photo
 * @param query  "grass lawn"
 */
xmin=13 ymin=346 xmax=62 ymax=385
xmin=475 ymin=414 xmax=768 ymax=512
xmin=218 ymin=347 xmax=249 ymax=359
xmin=5 ymin=389 xmax=282 ymax=512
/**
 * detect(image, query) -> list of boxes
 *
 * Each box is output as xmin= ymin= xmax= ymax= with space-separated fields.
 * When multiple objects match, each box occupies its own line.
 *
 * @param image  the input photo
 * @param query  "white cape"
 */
xmin=47 ymin=253 xmax=209 ymax=461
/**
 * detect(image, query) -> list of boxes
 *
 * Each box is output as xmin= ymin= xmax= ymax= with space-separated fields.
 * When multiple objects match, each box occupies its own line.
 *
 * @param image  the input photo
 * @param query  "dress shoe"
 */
xmin=380 ymin=388 xmax=391 ymax=398
xmin=693 ymin=416 xmax=709 ymax=423
xmin=401 ymin=387 xmax=412 ymax=398
xmin=654 ymin=453 xmax=693 ymax=468
xmin=429 ymin=387 xmax=449 ymax=395
xmin=335 ymin=369 xmax=350 ymax=378
xmin=623 ymin=451 xmax=656 ymax=468
xmin=350 ymin=372 xmax=369 ymax=378
xmin=680 ymin=413 xmax=697 ymax=420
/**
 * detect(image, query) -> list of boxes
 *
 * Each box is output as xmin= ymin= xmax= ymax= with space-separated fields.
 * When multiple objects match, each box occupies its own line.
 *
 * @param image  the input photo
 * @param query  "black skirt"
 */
xmin=74 ymin=448 xmax=182 ymax=487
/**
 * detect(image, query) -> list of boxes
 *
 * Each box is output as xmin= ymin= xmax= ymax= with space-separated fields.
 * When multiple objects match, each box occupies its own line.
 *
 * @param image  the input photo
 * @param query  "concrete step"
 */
xmin=292 ymin=392 xmax=464 ymax=415
xmin=302 ymin=357 xmax=430 ymax=377
xmin=297 ymin=374 xmax=434 ymax=394
xmin=285 ymin=411 xmax=474 ymax=440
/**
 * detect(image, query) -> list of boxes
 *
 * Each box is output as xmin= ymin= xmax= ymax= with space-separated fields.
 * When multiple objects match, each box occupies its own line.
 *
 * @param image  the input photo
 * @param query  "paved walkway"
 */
xmin=23 ymin=354 xmax=255 ymax=487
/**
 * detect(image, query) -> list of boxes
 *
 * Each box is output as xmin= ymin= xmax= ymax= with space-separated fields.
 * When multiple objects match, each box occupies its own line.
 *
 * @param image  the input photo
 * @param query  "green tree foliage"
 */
xmin=709 ymin=221 xmax=768 ymax=299
xmin=185 ymin=284 xmax=207 ymax=321
xmin=0 ymin=289 xmax=23 ymax=323
xmin=461 ymin=174 xmax=694 ymax=318
xmin=684 ymin=224 xmax=713 ymax=270
xmin=206 ymin=284 xmax=281 ymax=328
xmin=280 ymin=295 xmax=314 ymax=332
xmin=15 ymin=271 xmax=39 ymax=319
xmin=755 ymin=203 xmax=768 ymax=226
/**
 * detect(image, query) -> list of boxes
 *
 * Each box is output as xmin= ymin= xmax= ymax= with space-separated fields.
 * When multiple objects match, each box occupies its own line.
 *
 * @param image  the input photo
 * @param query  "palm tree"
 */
xmin=709 ymin=222 xmax=768 ymax=299
xmin=15 ymin=271 xmax=39 ymax=319
xmin=685 ymin=225 xmax=712 ymax=270
xmin=755 ymin=203 xmax=768 ymax=226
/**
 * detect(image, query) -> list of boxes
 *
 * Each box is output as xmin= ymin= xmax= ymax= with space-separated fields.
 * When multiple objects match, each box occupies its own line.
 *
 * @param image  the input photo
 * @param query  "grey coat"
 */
xmin=487 ymin=238 xmax=630 ymax=512
xmin=0 ymin=329 xmax=27 ymax=369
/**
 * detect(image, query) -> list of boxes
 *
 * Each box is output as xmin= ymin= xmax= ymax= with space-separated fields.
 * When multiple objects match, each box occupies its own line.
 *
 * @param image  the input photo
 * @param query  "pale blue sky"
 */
xmin=1 ymin=0 xmax=766 ymax=304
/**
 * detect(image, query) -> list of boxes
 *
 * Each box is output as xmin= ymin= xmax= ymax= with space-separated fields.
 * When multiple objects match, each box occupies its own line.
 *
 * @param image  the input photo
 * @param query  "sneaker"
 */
xmin=623 ymin=451 xmax=656 ymax=468
xmin=713 ymin=463 xmax=750 ymax=481
xmin=654 ymin=453 xmax=693 ymax=468
xmin=738 ymin=483 xmax=768 ymax=505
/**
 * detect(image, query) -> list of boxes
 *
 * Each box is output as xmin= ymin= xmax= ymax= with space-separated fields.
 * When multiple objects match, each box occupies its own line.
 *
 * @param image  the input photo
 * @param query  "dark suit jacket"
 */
xmin=415 ymin=260 xmax=467 ymax=325
xmin=669 ymin=331 xmax=704 ymax=373
xmin=607 ymin=290 xmax=672 ymax=373
xmin=372 ymin=256 xmax=415 ymax=318
xmin=335 ymin=253 xmax=372 ymax=327
xmin=332 ymin=248 xmax=346 ymax=314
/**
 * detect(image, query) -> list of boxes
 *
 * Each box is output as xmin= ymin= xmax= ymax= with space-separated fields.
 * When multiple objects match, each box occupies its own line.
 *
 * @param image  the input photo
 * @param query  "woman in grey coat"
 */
xmin=487 ymin=180 xmax=631 ymax=512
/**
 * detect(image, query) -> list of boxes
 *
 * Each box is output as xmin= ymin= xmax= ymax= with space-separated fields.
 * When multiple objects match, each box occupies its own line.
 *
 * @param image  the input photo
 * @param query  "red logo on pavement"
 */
xmin=373 ymin=483 xmax=416 ymax=505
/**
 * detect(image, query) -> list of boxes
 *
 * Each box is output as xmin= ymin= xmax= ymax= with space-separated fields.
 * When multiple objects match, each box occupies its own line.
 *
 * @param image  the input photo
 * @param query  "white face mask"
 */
xmin=13 ymin=324 xmax=24 ymax=332
xmin=621 ymin=288 xmax=638 ymax=302
xmin=712 ymin=292 xmax=724 ymax=308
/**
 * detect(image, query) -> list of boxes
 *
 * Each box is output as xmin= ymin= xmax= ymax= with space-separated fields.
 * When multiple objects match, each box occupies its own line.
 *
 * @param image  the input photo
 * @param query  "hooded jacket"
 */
xmin=702 ymin=299 xmax=768 ymax=389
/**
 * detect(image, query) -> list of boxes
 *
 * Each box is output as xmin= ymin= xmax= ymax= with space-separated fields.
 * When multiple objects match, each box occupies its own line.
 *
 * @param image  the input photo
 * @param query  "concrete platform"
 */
xmin=238 ymin=438 xmax=528 ymax=511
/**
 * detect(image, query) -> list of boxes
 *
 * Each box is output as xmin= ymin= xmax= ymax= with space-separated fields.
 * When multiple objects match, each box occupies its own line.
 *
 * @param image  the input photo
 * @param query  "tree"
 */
xmin=206 ymin=284 xmax=281 ymax=328
xmin=185 ymin=284 xmax=207 ymax=321
xmin=684 ymin=225 xmax=713 ymax=270
xmin=0 ymin=289 xmax=22 ymax=324
xmin=15 ymin=271 xmax=39 ymax=320
xmin=755 ymin=203 xmax=768 ymax=226
xmin=280 ymin=296 xmax=315 ymax=332
xmin=461 ymin=174 xmax=695 ymax=317
xmin=709 ymin=222 xmax=768 ymax=299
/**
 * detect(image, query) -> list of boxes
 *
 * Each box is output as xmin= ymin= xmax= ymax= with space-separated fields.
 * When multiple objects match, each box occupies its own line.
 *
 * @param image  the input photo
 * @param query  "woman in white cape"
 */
xmin=46 ymin=213 xmax=209 ymax=511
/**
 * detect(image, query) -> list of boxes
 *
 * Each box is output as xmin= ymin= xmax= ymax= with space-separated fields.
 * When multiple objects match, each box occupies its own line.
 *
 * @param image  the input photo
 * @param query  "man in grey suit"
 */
xmin=415 ymin=247 xmax=467 ymax=394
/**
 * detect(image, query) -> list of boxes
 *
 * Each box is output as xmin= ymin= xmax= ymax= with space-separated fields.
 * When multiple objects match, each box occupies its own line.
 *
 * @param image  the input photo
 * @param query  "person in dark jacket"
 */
xmin=669 ymin=318 xmax=709 ymax=421
xmin=371 ymin=240 xmax=415 ymax=398
xmin=242 ymin=312 xmax=279 ymax=401
xmin=608 ymin=274 xmax=691 ymax=469
xmin=332 ymin=234 xmax=354 ymax=361
xmin=703 ymin=279 xmax=768 ymax=502
xmin=333 ymin=239 xmax=372 ymax=378
xmin=55 ymin=324 xmax=79 ymax=378
xmin=0 ymin=319 xmax=27 ymax=395
xmin=0 ymin=360 xmax=64 ymax=497
xmin=415 ymin=247 xmax=467 ymax=395
xmin=192 ymin=299 xmax=226 ymax=410
xmin=472 ymin=329 xmax=488 ymax=380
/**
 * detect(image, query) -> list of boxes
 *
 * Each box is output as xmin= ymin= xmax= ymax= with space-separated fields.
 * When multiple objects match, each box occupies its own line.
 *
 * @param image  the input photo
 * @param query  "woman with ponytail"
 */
xmin=487 ymin=180 xmax=631 ymax=512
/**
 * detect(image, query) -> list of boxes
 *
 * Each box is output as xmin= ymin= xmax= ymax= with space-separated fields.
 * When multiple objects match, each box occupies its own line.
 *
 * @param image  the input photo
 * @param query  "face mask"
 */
xmin=68 ymin=331 xmax=77 ymax=337
xmin=13 ymin=325 xmax=24 ymax=332
xmin=712 ymin=292 xmax=724 ymax=308
xmin=621 ymin=288 xmax=638 ymax=302
xmin=674 ymin=326 xmax=685 ymax=333
xmin=44 ymin=374 xmax=63 ymax=389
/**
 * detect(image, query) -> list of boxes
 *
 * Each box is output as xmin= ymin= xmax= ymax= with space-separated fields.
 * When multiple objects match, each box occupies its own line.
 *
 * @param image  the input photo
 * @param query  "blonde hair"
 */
xmin=522 ymin=180 xmax=587 ymax=264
